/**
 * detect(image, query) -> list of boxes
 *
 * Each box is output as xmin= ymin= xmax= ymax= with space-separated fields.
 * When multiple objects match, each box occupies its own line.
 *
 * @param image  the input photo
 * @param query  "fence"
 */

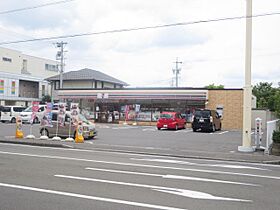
xmin=265 ymin=119 xmax=279 ymax=154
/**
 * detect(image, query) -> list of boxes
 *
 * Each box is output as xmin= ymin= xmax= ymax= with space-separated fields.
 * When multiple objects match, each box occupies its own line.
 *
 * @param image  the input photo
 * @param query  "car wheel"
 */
xmin=11 ymin=118 xmax=16 ymax=123
xmin=193 ymin=128 xmax=197 ymax=132
xmin=41 ymin=128 xmax=49 ymax=137
xmin=157 ymin=127 xmax=161 ymax=130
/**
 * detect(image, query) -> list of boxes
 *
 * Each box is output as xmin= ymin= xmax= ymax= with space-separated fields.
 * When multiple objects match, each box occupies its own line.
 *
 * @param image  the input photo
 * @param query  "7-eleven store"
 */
xmin=56 ymin=88 xmax=244 ymax=129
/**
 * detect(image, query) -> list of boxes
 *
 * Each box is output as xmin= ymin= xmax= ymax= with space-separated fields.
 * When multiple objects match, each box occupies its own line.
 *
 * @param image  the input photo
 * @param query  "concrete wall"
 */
xmin=0 ymin=47 xmax=21 ymax=74
xmin=21 ymin=54 xmax=59 ymax=79
xmin=0 ymin=47 xmax=59 ymax=79
xmin=251 ymin=109 xmax=278 ymax=129
xmin=207 ymin=89 xmax=243 ymax=130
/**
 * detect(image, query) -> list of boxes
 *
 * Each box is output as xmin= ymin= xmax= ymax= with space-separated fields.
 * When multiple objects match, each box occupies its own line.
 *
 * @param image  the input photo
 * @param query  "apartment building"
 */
xmin=0 ymin=47 xmax=59 ymax=106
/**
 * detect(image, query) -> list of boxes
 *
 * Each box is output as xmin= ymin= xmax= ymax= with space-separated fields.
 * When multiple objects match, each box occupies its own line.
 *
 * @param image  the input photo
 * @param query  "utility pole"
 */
xmin=238 ymin=0 xmax=254 ymax=152
xmin=173 ymin=58 xmax=182 ymax=87
xmin=55 ymin=41 xmax=67 ymax=89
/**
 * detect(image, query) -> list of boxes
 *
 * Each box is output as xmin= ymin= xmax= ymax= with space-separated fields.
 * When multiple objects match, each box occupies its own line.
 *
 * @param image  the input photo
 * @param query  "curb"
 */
xmin=0 ymin=139 xmax=68 ymax=148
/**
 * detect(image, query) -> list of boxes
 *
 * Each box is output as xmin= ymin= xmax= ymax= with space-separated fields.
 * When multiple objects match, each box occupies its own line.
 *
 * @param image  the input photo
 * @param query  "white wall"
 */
xmin=0 ymin=47 xmax=59 ymax=80
xmin=0 ymin=47 xmax=22 ymax=74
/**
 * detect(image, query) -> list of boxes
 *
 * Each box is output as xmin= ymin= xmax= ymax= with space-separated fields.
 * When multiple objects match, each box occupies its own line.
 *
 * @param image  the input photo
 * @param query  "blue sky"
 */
xmin=0 ymin=0 xmax=280 ymax=88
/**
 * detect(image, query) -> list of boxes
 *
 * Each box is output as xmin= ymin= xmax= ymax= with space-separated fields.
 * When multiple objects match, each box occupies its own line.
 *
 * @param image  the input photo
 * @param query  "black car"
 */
xmin=192 ymin=109 xmax=222 ymax=132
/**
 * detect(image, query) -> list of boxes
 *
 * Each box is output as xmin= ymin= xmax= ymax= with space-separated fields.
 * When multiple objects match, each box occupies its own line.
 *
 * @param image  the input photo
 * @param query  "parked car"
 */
xmin=39 ymin=111 xmax=97 ymax=139
xmin=192 ymin=109 xmax=222 ymax=132
xmin=157 ymin=112 xmax=186 ymax=130
xmin=20 ymin=105 xmax=47 ymax=124
xmin=0 ymin=106 xmax=26 ymax=123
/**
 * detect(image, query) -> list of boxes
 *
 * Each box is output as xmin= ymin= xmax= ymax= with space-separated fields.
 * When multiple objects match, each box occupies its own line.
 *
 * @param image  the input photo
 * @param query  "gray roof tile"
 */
xmin=46 ymin=68 xmax=128 ymax=86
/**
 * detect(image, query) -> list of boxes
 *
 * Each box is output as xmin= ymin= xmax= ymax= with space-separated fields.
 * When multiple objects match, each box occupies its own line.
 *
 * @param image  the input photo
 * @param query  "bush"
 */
xmin=272 ymin=130 xmax=280 ymax=143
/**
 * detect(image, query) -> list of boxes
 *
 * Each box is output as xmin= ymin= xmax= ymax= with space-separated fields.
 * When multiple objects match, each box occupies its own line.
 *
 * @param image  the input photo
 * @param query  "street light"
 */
xmin=238 ymin=0 xmax=255 ymax=152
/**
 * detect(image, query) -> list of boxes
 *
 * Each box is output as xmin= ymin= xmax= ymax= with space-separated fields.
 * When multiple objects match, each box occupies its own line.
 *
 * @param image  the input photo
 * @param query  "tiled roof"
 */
xmin=46 ymin=68 xmax=128 ymax=86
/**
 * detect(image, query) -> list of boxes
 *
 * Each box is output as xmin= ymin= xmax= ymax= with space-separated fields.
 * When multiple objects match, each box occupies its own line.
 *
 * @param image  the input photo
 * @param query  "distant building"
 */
xmin=0 ymin=47 xmax=59 ymax=106
xmin=46 ymin=68 xmax=129 ymax=101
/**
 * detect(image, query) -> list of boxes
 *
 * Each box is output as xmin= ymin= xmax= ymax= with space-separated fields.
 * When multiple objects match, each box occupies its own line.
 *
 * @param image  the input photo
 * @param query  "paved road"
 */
xmin=1 ymin=143 xmax=280 ymax=210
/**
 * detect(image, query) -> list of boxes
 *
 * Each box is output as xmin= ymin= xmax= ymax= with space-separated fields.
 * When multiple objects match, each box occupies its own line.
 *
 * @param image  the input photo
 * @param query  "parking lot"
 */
xmin=0 ymin=121 xmax=244 ymax=154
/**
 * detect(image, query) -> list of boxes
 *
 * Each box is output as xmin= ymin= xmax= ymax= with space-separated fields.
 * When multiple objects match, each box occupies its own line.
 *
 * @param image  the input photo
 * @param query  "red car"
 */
xmin=157 ymin=112 xmax=186 ymax=130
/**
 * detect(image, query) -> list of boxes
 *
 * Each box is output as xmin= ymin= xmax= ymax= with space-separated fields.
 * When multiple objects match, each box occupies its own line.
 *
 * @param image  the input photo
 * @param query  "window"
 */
xmin=2 ymin=57 xmax=12 ymax=62
xmin=13 ymin=107 xmax=26 ymax=112
xmin=42 ymin=85 xmax=46 ymax=96
xmin=45 ymin=64 xmax=58 ymax=72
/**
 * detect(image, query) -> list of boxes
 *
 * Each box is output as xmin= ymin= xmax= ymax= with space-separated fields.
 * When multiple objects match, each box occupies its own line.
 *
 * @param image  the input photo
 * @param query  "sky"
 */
xmin=0 ymin=0 xmax=280 ymax=88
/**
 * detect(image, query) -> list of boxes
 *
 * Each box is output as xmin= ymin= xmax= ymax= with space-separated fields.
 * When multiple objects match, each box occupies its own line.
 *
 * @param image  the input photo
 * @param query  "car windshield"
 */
xmin=160 ymin=113 xmax=173 ymax=119
xmin=195 ymin=110 xmax=211 ymax=118
xmin=79 ymin=114 xmax=89 ymax=124
xmin=23 ymin=107 xmax=32 ymax=112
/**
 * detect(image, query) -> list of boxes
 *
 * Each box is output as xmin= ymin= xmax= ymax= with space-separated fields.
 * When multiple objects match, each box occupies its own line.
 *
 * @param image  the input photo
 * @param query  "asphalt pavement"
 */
xmin=0 ymin=123 xmax=279 ymax=164
xmin=1 ymin=142 xmax=280 ymax=210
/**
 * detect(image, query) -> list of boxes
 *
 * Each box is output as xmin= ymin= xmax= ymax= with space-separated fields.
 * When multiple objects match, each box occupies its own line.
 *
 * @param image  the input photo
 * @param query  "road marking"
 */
xmin=1 ymin=143 xmax=280 ymax=168
xmin=112 ymin=126 xmax=138 ymax=130
xmin=55 ymin=175 xmax=251 ymax=202
xmin=142 ymin=128 xmax=156 ymax=131
xmin=218 ymin=131 xmax=229 ymax=135
xmin=85 ymin=167 xmax=259 ymax=186
xmin=131 ymin=158 xmax=270 ymax=171
xmin=0 ymin=150 xmax=278 ymax=180
xmin=0 ymin=182 xmax=186 ymax=210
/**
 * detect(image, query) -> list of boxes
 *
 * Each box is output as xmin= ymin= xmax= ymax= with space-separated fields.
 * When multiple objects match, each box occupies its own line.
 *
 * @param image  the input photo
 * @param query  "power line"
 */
xmin=0 ymin=11 xmax=280 ymax=46
xmin=0 ymin=0 xmax=75 ymax=15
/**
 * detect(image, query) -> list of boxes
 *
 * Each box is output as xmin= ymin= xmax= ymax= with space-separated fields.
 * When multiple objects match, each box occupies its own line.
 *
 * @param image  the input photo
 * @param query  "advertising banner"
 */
xmin=58 ymin=103 xmax=66 ymax=127
xmin=0 ymin=80 xmax=4 ymax=94
xmin=31 ymin=101 xmax=39 ymax=124
xmin=11 ymin=81 xmax=16 ymax=95
xmin=70 ymin=103 xmax=79 ymax=126
xmin=41 ymin=103 xmax=53 ymax=127
xmin=125 ymin=105 xmax=130 ymax=121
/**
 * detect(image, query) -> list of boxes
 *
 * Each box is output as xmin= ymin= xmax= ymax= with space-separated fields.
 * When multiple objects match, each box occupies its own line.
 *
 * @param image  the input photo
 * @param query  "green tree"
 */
xmin=273 ymin=90 xmax=280 ymax=117
xmin=252 ymin=82 xmax=276 ymax=110
xmin=205 ymin=84 xmax=224 ymax=89
xmin=41 ymin=94 xmax=51 ymax=103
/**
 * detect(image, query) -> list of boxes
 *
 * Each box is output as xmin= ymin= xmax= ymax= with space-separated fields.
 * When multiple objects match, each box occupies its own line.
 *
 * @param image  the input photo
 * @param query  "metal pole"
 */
xmin=238 ymin=0 xmax=255 ymax=152
xmin=59 ymin=42 xmax=64 ymax=89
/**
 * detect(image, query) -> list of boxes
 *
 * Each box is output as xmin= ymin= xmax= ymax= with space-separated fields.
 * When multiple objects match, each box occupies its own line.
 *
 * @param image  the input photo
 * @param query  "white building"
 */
xmin=0 ymin=47 xmax=59 ymax=106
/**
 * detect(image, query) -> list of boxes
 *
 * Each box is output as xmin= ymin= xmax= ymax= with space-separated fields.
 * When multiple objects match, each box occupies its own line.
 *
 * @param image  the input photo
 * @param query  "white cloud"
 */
xmin=0 ymin=0 xmax=280 ymax=87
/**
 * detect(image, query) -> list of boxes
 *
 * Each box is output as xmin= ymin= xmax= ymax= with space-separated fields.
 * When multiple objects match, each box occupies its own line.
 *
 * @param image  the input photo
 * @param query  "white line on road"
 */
xmin=55 ymin=175 xmax=251 ymax=202
xmin=1 ymin=143 xmax=280 ymax=168
xmin=85 ymin=167 xmax=260 ymax=186
xmin=0 ymin=182 xmax=186 ymax=210
xmin=0 ymin=150 xmax=278 ymax=180
xmin=131 ymin=158 xmax=270 ymax=171
xmin=142 ymin=128 xmax=156 ymax=131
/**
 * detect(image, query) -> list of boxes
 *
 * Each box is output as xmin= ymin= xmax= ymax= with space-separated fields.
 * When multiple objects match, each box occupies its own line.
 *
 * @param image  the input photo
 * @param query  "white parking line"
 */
xmin=0 ymin=182 xmax=186 ymax=210
xmin=218 ymin=131 xmax=229 ymax=135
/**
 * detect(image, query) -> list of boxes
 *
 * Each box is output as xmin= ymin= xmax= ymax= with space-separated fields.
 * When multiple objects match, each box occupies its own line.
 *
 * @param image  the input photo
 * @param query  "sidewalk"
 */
xmin=1 ymin=137 xmax=280 ymax=164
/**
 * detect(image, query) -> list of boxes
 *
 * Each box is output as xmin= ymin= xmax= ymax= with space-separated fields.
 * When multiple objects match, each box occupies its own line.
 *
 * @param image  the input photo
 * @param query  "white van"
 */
xmin=1 ymin=106 xmax=26 ymax=123
xmin=20 ymin=105 xmax=47 ymax=124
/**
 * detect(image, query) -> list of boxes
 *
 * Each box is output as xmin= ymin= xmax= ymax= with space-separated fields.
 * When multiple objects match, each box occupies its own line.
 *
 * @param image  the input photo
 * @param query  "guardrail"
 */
xmin=265 ymin=119 xmax=279 ymax=154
